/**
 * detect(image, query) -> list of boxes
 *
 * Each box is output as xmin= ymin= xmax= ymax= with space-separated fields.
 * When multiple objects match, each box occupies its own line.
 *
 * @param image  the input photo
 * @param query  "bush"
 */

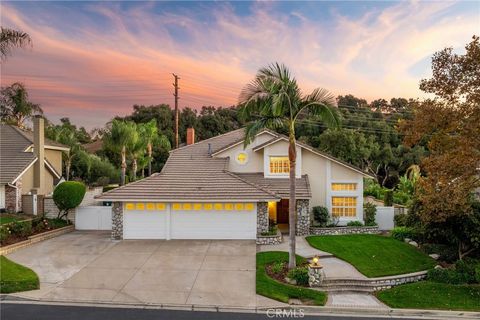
xmin=287 ymin=266 xmax=309 ymax=286
xmin=384 ymin=190 xmax=394 ymax=206
xmin=364 ymin=203 xmax=377 ymax=226
xmin=271 ymin=261 xmax=285 ymax=275
xmin=391 ymin=226 xmax=415 ymax=241
xmin=427 ymin=259 xmax=480 ymax=284
xmin=475 ymin=265 xmax=480 ymax=283
xmin=53 ymin=181 xmax=86 ymax=220
xmin=10 ymin=220 xmax=32 ymax=238
xmin=394 ymin=213 xmax=408 ymax=227
xmin=346 ymin=221 xmax=363 ymax=227
xmin=421 ymin=243 xmax=458 ymax=263
xmin=312 ymin=206 xmax=329 ymax=227
xmin=427 ymin=268 xmax=469 ymax=285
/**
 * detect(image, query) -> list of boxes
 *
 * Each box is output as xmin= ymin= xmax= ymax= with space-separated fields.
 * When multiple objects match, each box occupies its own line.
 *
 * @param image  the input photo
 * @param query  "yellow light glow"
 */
xmin=156 ymin=203 xmax=166 ymax=210
xmin=125 ymin=203 xmax=134 ymax=210
xmin=146 ymin=203 xmax=155 ymax=210
xmin=172 ymin=203 xmax=181 ymax=210
xmin=183 ymin=203 xmax=192 ymax=210
xmin=214 ymin=203 xmax=223 ymax=210
xmin=245 ymin=203 xmax=254 ymax=211
xmin=237 ymin=152 xmax=248 ymax=164
xmin=135 ymin=203 xmax=145 ymax=210
xmin=225 ymin=203 xmax=233 ymax=210
xmin=204 ymin=203 xmax=213 ymax=210
xmin=235 ymin=203 xmax=244 ymax=210
xmin=193 ymin=203 xmax=202 ymax=211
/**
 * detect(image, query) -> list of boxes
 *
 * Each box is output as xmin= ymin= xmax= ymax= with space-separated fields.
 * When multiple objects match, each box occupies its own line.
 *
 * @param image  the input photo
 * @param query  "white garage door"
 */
xmin=122 ymin=202 xmax=257 ymax=240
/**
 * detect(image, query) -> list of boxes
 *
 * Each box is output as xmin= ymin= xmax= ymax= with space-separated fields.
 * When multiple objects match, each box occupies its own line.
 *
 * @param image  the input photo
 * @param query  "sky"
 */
xmin=1 ymin=1 xmax=479 ymax=130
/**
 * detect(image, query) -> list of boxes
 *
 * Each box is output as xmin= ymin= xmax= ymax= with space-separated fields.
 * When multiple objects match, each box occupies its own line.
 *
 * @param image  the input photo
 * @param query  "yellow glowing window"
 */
xmin=183 ymin=203 xmax=192 ymax=210
xmin=204 ymin=203 xmax=213 ymax=210
xmin=156 ymin=203 xmax=166 ymax=210
xmin=235 ymin=203 xmax=244 ymax=210
xmin=125 ymin=203 xmax=134 ymax=210
xmin=225 ymin=203 xmax=234 ymax=211
xmin=269 ymin=156 xmax=289 ymax=174
xmin=237 ymin=152 xmax=248 ymax=164
xmin=245 ymin=203 xmax=254 ymax=211
xmin=146 ymin=203 xmax=155 ymax=210
xmin=193 ymin=203 xmax=202 ymax=211
xmin=332 ymin=183 xmax=357 ymax=191
xmin=172 ymin=203 xmax=181 ymax=210
xmin=331 ymin=197 xmax=357 ymax=217
xmin=135 ymin=203 xmax=145 ymax=210
xmin=214 ymin=203 xmax=223 ymax=210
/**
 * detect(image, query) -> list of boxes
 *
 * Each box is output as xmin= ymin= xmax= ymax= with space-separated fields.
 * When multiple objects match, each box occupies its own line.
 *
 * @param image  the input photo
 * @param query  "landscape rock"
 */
xmin=434 ymin=265 xmax=443 ymax=270
xmin=408 ymin=241 xmax=418 ymax=247
xmin=404 ymin=238 xmax=411 ymax=243
xmin=429 ymin=253 xmax=440 ymax=260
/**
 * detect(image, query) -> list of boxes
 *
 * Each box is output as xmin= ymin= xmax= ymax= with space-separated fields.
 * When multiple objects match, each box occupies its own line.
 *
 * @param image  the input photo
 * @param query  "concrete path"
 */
xmin=7 ymin=231 xmax=259 ymax=308
xmin=326 ymin=292 xmax=388 ymax=308
xmin=258 ymin=235 xmax=332 ymax=258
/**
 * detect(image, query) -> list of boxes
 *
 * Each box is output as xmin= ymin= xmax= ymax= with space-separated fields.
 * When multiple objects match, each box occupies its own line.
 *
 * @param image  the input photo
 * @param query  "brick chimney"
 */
xmin=186 ymin=127 xmax=195 ymax=145
xmin=32 ymin=116 xmax=45 ymax=194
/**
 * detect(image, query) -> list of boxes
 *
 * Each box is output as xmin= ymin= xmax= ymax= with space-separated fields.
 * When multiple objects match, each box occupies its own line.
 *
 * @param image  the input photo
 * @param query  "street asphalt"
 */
xmin=0 ymin=302 xmax=427 ymax=320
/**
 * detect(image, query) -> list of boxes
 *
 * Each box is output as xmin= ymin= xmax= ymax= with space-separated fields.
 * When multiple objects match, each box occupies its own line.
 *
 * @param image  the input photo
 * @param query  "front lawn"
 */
xmin=376 ymin=281 xmax=480 ymax=311
xmin=256 ymin=251 xmax=327 ymax=305
xmin=0 ymin=256 xmax=39 ymax=293
xmin=306 ymin=234 xmax=436 ymax=277
xmin=0 ymin=214 xmax=32 ymax=225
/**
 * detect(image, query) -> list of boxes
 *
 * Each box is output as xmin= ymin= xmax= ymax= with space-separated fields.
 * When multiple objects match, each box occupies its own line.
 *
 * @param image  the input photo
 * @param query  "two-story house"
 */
xmin=97 ymin=128 xmax=373 ymax=240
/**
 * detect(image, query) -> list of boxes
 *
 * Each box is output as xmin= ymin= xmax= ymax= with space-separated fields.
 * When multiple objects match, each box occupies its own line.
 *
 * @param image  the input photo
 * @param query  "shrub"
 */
xmin=384 ymin=190 xmax=394 ymax=206
xmin=421 ymin=243 xmax=458 ymax=263
xmin=287 ymin=266 xmax=309 ymax=286
xmin=427 ymin=268 xmax=468 ymax=284
xmin=271 ymin=261 xmax=285 ymax=275
xmin=312 ymin=206 xmax=329 ymax=227
xmin=391 ymin=226 xmax=415 ymax=241
xmin=10 ymin=220 xmax=32 ymax=238
xmin=0 ymin=227 xmax=11 ymax=242
xmin=394 ymin=213 xmax=408 ymax=227
xmin=364 ymin=203 xmax=377 ymax=226
xmin=53 ymin=181 xmax=86 ymax=220
xmin=347 ymin=221 xmax=363 ymax=227
xmin=427 ymin=259 xmax=480 ymax=284
xmin=475 ymin=265 xmax=480 ymax=283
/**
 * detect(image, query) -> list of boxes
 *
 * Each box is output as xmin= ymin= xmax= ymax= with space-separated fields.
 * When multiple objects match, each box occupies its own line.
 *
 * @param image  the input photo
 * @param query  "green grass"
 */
xmin=0 ymin=214 xmax=32 ymax=225
xmin=0 ymin=217 xmax=18 ymax=225
xmin=377 ymin=281 xmax=480 ymax=311
xmin=306 ymin=234 xmax=436 ymax=277
xmin=0 ymin=256 xmax=39 ymax=293
xmin=256 ymin=251 xmax=327 ymax=305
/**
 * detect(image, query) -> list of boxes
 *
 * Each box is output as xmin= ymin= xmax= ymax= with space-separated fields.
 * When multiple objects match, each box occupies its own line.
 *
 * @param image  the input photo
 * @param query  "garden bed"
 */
xmin=0 ymin=217 xmax=69 ymax=247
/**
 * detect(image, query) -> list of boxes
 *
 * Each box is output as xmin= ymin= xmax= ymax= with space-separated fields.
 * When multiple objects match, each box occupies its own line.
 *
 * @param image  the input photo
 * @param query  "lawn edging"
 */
xmin=0 ymin=225 xmax=74 ymax=255
xmin=256 ymin=251 xmax=327 ymax=305
xmin=0 ymin=256 xmax=39 ymax=293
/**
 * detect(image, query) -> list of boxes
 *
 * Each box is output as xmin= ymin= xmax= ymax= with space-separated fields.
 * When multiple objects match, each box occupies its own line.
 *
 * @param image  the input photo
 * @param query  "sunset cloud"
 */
xmin=1 ymin=1 xmax=477 ymax=129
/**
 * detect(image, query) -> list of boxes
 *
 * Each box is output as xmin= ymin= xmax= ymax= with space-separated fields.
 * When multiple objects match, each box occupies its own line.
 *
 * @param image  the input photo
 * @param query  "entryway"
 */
xmin=268 ymin=199 xmax=289 ymax=234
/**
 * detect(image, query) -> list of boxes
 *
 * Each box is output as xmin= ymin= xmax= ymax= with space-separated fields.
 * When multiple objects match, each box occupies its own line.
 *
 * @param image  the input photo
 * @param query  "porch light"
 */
xmin=312 ymin=256 xmax=320 ymax=266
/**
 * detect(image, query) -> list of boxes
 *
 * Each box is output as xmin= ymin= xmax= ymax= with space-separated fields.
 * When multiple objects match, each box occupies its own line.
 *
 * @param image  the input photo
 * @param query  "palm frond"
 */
xmin=296 ymin=87 xmax=340 ymax=128
xmin=1 ymin=27 xmax=32 ymax=61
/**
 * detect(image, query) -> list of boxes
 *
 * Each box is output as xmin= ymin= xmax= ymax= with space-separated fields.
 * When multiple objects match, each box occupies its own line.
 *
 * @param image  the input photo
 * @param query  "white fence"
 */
xmin=375 ymin=206 xmax=395 ymax=230
xmin=75 ymin=206 xmax=112 ymax=230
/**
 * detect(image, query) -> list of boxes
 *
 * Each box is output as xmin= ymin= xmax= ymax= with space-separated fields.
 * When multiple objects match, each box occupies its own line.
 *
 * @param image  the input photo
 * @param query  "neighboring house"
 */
xmin=0 ymin=117 xmax=69 ymax=213
xmin=97 ymin=128 xmax=373 ymax=240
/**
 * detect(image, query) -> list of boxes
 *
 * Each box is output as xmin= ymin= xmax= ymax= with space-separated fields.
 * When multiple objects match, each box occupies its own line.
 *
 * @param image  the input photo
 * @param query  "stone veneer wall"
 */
xmin=295 ymin=199 xmax=310 ymax=236
xmin=111 ymin=202 xmax=123 ymax=240
xmin=256 ymin=230 xmax=283 ymax=245
xmin=310 ymin=226 xmax=380 ymax=235
xmin=5 ymin=180 xmax=22 ymax=213
xmin=256 ymin=202 xmax=268 ymax=235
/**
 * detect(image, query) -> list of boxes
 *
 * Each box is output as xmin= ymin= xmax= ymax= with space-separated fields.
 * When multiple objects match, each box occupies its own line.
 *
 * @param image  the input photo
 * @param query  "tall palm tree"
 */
xmin=138 ymin=119 xmax=171 ymax=176
xmin=0 ymin=27 xmax=32 ymax=61
xmin=103 ymin=120 xmax=138 ymax=185
xmin=1 ymin=82 xmax=43 ymax=128
xmin=239 ymin=63 xmax=339 ymax=269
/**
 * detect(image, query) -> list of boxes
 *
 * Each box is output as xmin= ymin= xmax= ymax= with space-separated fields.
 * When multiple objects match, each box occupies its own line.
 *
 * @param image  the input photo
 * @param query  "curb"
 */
xmin=1 ymin=294 xmax=479 ymax=319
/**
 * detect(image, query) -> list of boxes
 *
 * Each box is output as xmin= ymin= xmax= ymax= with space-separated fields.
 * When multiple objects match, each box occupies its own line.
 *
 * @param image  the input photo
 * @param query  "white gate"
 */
xmin=375 ymin=206 xmax=395 ymax=230
xmin=75 ymin=206 xmax=112 ymax=230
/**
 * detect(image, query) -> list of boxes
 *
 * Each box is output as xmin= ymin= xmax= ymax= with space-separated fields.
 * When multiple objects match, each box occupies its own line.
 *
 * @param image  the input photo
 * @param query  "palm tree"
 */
xmin=1 ymin=82 xmax=43 ymax=128
xmin=103 ymin=120 xmax=138 ymax=185
xmin=0 ymin=27 xmax=32 ymax=61
xmin=137 ymin=119 xmax=170 ymax=176
xmin=239 ymin=63 xmax=339 ymax=269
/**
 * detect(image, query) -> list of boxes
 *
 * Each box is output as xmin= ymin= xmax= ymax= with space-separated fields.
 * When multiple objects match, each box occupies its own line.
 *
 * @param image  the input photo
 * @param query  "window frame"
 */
xmin=331 ymin=196 xmax=357 ymax=217
xmin=268 ymin=156 xmax=290 ymax=175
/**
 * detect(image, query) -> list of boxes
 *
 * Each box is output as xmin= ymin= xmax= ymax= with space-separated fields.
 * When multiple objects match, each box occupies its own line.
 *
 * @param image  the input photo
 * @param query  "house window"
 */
xmin=125 ymin=203 xmax=135 ymax=210
xmin=235 ymin=203 xmax=244 ymax=210
xmin=204 ymin=203 xmax=213 ymax=210
xmin=146 ymin=203 xmax=155 ymax=210
xmin=135 ymin=203 xmax=145 ymax=210
xmin=156 ymin=203 xmax=166 ymax=210
xmin=182 ymin=203 xmax=192 ymax=210
xmin=332 ymin=183 xmax=357 ymax=191
xmin=172 ymin=203 xmax=181 ymax=210
xmin=236 ymin=152 xmax=248 ymax=165
xmin=193 ymin=203 xmax=202 ymax=211
xmin=214 ymin=203 xmax=223 ymax=210
xmin=245 ymin=203 xmax=254 ymax=211
xmin=269 ymin=156 xmax=290 ymax=174
xmin=332 ymin=197 xmax=357 ymax=217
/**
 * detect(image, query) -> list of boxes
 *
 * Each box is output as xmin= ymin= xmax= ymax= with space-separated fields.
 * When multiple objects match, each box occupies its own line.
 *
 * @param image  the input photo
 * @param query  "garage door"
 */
xmin=123 ymin=203 xmax=167 ymax=239
xmin=122 ymin=202 xmax=257 ymax=240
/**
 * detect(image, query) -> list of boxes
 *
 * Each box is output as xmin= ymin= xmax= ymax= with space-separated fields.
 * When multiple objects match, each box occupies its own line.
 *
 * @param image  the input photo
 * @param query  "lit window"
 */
xmin=204 ymin=203 xmax=213 ymax=210
xmin=332 ymin=197 xmax=357 ymax=217
xmin=214 ymin=203 xmax=223 ymax=210
xmin=245 ymin=203 xmax=254 ymax=211
xmin=332 ymin=183 xmax=357 ymax=191
xmin=269 ymin=156 xmax=290 ymax=174
xmin=172 ymin=203 xmax=181 ymax=210
xmin=183 ymin=203 xmax=192 ymax=210
xmin=235 ymin=203 xmax=244 ymax=210
xmin=236 ymin=152 xmax=248 ymax=165
xmin=146 ymin=203 xmax=155 ymax=210
xmin=156 ymin=203 xmax=165 ymax=210
xmin=136 ymin=203 xmax=145 ymax=210
xmin=225 ymin=203 xmax=234 ymax=210
xmin=193 ymin=203 xmax=202 ymax=211
xmin=125 ymin=203 xmax=134 ymax=210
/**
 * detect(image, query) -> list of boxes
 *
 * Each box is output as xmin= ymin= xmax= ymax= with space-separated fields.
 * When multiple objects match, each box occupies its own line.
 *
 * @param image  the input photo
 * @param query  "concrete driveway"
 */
xmin=6 ymin=231 xmax=260 ymax=307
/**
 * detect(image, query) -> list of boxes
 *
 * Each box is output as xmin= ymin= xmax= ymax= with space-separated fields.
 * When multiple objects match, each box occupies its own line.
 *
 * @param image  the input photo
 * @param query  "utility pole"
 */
xmin=172 ymin=73 xmax=180 ymax=149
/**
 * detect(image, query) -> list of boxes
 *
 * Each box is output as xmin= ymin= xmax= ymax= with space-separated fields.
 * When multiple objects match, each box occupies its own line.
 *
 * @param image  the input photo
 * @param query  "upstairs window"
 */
xmin=332 ymin=183 xmax=357 ymax=191
xmin=269 ymin=156 xmax=290 ymax=174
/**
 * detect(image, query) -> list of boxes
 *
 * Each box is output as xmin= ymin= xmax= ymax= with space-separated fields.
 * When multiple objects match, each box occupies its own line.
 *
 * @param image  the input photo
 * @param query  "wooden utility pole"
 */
xmin=172 ymin=73 xmax=180 ymax=149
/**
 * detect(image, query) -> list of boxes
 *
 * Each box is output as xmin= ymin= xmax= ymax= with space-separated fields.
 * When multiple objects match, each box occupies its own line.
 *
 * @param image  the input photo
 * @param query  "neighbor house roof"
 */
xmin=0 ymin=125 xmax=67 ymax=184
xmin=14 ymin=126 xmax=70 ymax=151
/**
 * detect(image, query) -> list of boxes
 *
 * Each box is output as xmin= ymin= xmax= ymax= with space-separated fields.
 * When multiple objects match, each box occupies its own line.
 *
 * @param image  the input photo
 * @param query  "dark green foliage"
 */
xmin=364 ymin=203 xmax=377 ymax=226
xmin=102 ymin=185 xmax=118 ymax=192
xmin=384 ymin=190 xmax=394 ymax=206
xmin=421 ymin=243 xmax=458 ymax=263
xmin=270 ymin=261 xmax=285 ymax=274
xmin=287 ymin=266 xmax=309 ymax=286
xmin=346 ymin=221 xmax=363 ymax=227
xmin=391 ymin=227 xmax=416 ymax=241
xmin=427 ymin=259 xmax=480 ymax=285
xmin=53 ymin=181 xmax=86 ymax=220
xmin=394 ymin=213 xmax=408 ymax=227
xmin=312 ymin=206 xmax=329 ymax=227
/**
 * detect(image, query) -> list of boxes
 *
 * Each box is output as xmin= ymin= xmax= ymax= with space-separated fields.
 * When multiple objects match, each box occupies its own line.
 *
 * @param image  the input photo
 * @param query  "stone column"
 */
xmin=112 ymin=202 xmax=123 ymax=240
xmin=296 ymin=199 xmax=310 ymax=236
xmin=308 ymin=264 xmax=324 ymax=287
xmin=5 ymin=181 xmax=21 ymax=213
xmin=256 ymin=202 xmax=269 ymax=234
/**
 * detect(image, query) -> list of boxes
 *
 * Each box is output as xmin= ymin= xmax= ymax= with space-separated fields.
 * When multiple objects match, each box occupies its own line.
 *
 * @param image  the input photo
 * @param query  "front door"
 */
xmin=276 ymin=199 xmax=289 ymax=224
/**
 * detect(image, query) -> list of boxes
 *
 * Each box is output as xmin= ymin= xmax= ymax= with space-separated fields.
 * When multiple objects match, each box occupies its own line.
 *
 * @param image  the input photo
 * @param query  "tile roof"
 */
xmin=12 ymin=126 xmax=69 ymax=150
xmin=234 ymin=173 xmax=311 ymax=199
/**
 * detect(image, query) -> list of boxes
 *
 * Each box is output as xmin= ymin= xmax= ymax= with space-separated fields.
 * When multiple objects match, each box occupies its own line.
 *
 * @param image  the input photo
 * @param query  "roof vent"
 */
xmin=208 ymin=143 xmax=212 ymax=156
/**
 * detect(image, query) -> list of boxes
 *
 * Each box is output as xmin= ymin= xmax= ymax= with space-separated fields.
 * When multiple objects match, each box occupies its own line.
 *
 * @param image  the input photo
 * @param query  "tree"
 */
xmin=239 ymin=63 xmax=339 ymax=269
xmin=0 ymin=27 xmax=31 ymax=61
xmin=103 ymin=120 xmax=138 ymax=185
xmin=1 ymin=82 xmax=43 ymax=128
xmin=402 ymin=35 xmax=480 ymax=259
xmin=138 ymin=119 xmax=170 ymax=176
xmin=53 ymin=181 xmax=86 ymax=220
